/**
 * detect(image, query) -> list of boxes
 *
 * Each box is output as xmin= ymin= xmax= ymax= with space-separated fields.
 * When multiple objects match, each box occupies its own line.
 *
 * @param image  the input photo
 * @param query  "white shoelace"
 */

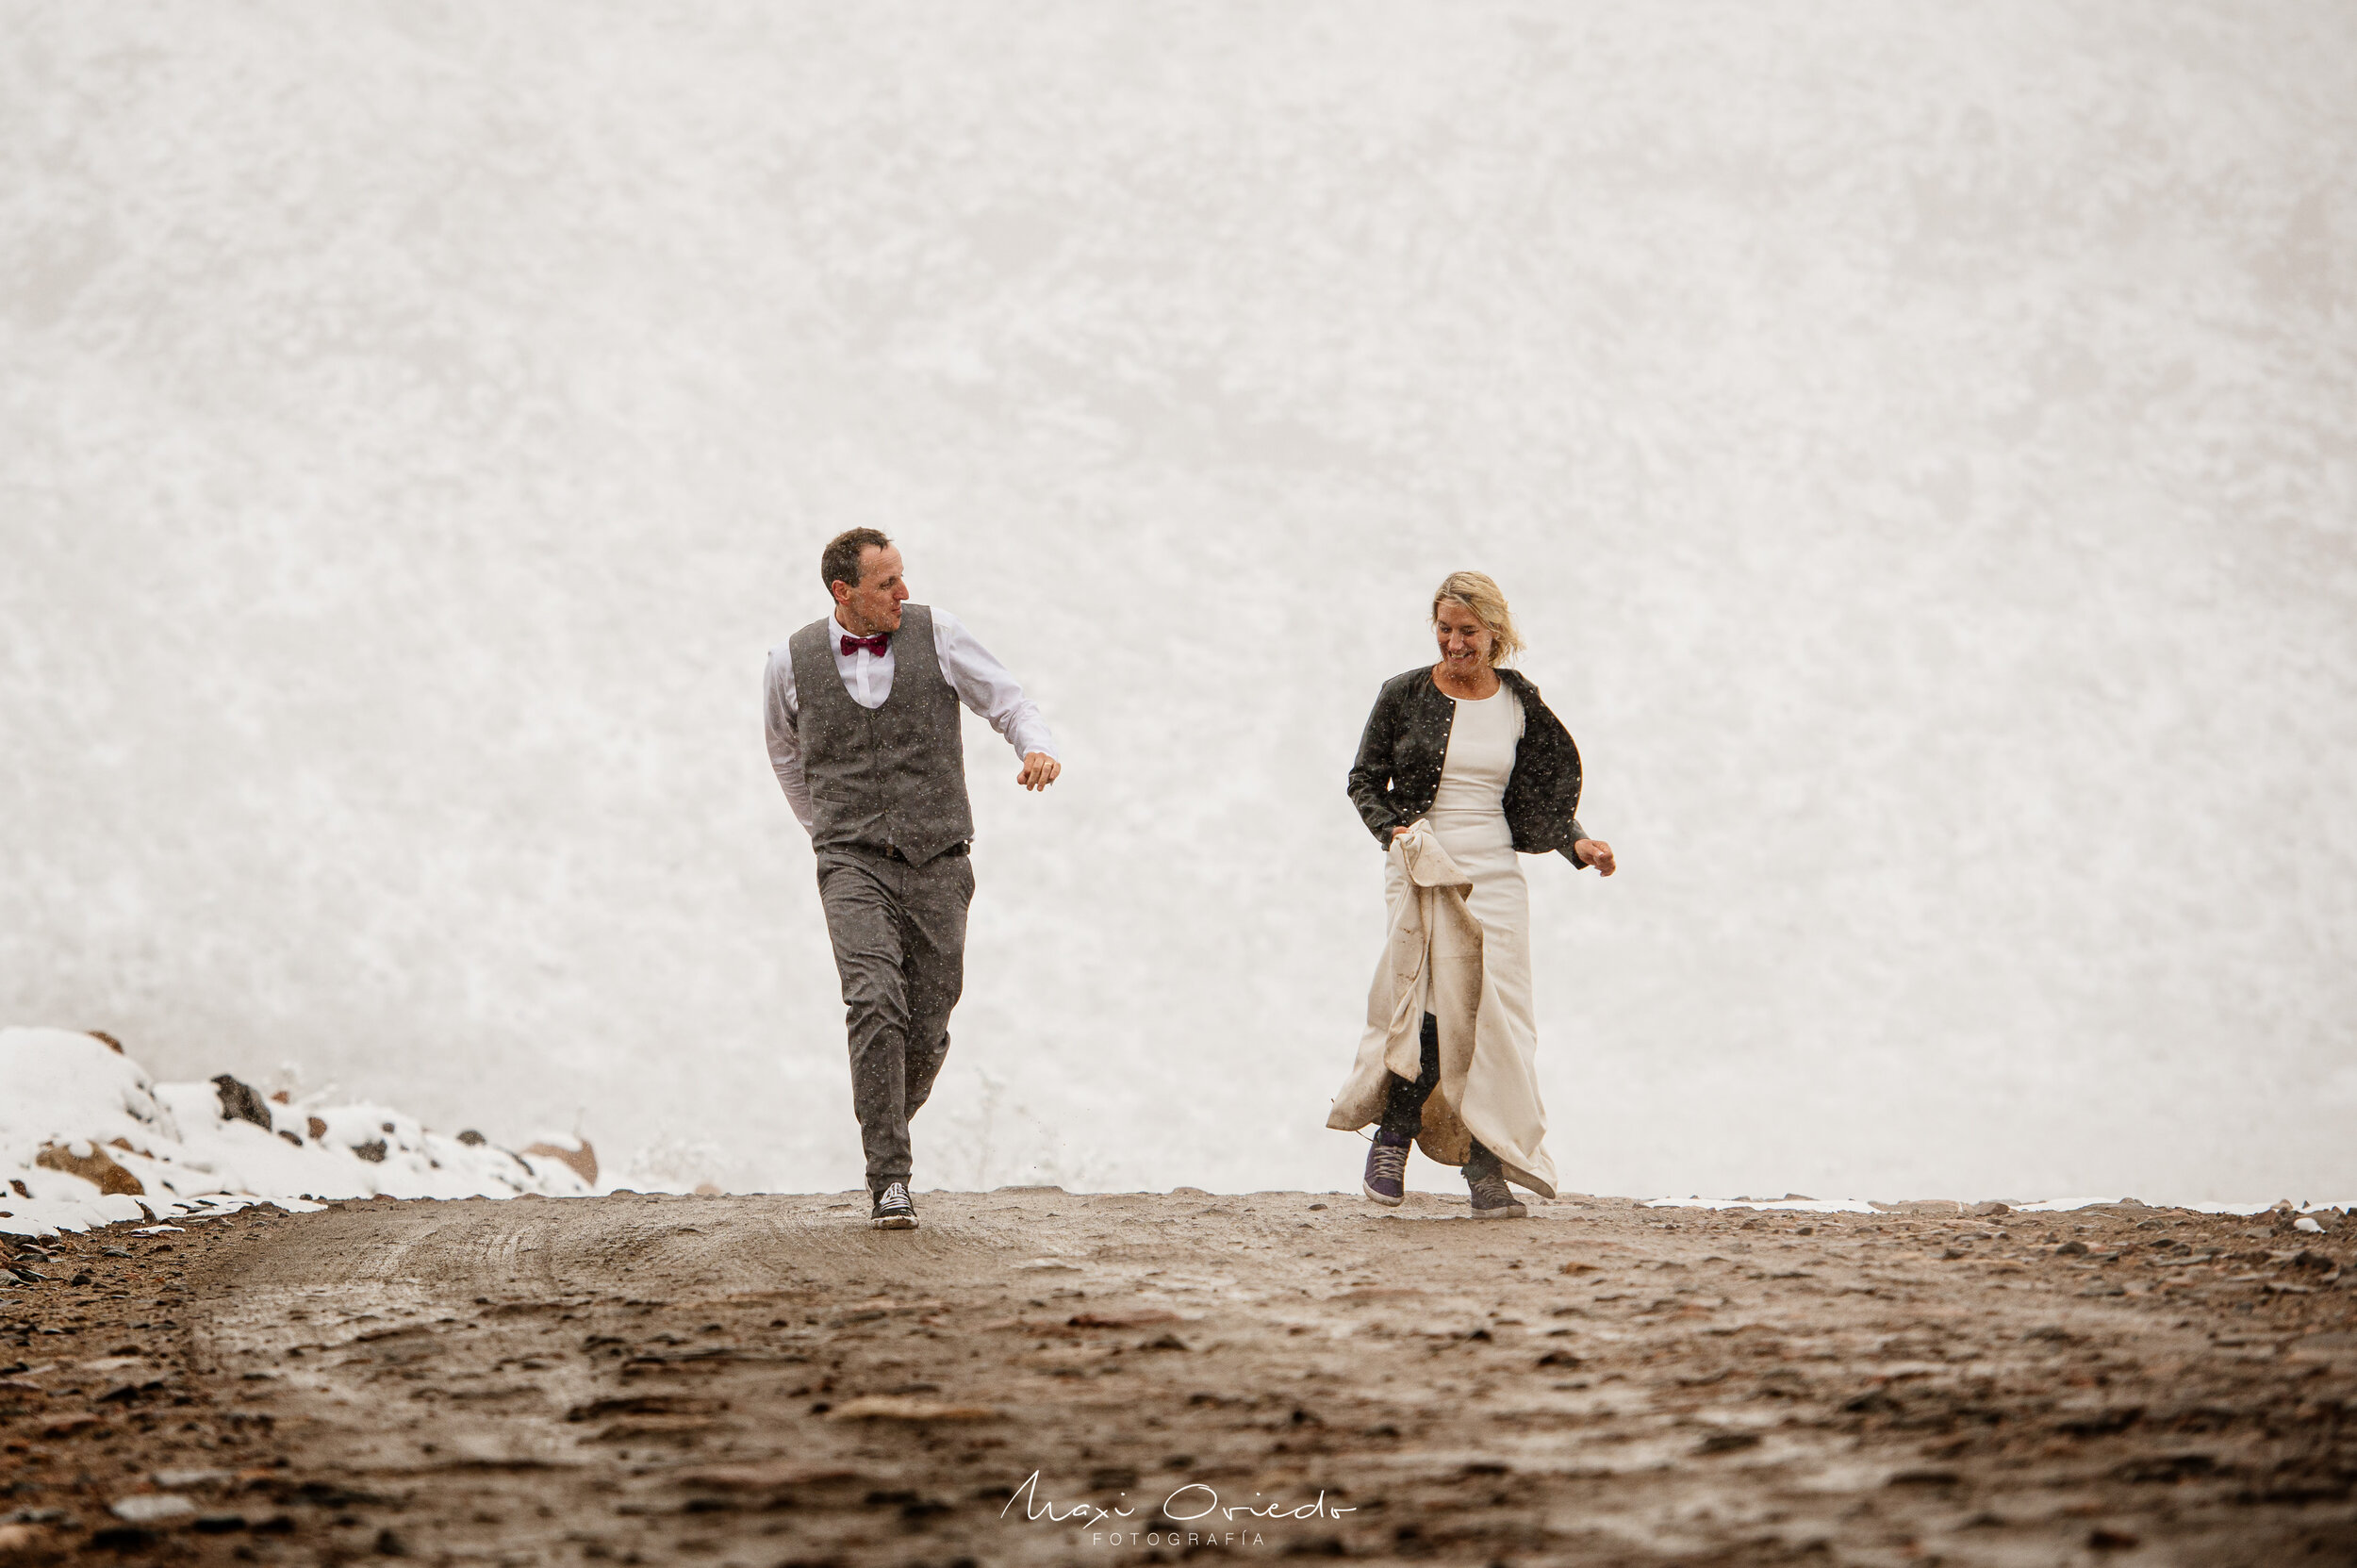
xmin=1367 ymin=1144 xmax=1408 ymax=1184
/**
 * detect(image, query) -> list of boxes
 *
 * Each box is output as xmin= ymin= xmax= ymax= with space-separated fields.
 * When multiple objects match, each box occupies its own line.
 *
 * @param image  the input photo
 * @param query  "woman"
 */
xmin=1336 ymin=571 xmax=1614 ymax=1217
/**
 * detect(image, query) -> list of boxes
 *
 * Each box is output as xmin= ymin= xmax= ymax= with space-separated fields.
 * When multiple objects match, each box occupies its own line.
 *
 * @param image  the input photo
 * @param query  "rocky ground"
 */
xmin=3 ymin=1190 xmax=2355 ymax=1566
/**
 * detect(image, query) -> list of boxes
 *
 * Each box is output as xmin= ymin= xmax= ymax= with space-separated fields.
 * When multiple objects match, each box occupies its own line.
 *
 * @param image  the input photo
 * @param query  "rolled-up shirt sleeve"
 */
xmin=931 ymin=608 xmax=1058 ymax=760
xmin=763 ymin=647 xmax=816 ymax=834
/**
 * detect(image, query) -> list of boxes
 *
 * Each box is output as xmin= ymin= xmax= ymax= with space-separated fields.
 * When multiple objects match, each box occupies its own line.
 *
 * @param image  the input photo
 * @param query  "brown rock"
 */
xmin=1067 ymin=1310 xmax=1179 ymax=1329
xmin=35 ymin=1141 xmax=144 ymax=1197
xmin=566 ymin=1395 xmax=726 ymax=1422
xmin=211 ymin=1075 xmax=272 ymax=1130
xmin=523 ymin=1140 xmax=598 ymax=1185
xmin=86 ymin=1030 xmax=124 ymax=1053
xmin=307 ymin=1116 xmax=328 ymax=1141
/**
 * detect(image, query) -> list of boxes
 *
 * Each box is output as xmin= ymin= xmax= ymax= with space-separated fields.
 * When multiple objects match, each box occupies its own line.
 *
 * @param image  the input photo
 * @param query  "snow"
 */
xmin=2 ymin=7 xmax=2349 ymax=1208
xmin=1 ymin=1028 xmax=591 ymax=1238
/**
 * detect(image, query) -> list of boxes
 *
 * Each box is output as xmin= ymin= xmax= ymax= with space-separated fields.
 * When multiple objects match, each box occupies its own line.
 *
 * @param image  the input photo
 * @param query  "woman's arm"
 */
xmin=1560 ymin=825 xmax=1616 ymax=875
xmin=1345 ymin=687 xmax=1403 ymax=846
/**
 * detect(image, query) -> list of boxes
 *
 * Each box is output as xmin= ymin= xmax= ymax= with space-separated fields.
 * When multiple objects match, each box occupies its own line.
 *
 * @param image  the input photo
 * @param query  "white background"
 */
xmin=5 ymin=3 xmax=2352 ymax=1202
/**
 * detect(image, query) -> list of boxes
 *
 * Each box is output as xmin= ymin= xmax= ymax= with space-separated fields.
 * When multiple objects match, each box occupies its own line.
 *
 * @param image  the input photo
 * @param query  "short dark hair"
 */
xmin=820 ymin=528 xmax=894 ymax=593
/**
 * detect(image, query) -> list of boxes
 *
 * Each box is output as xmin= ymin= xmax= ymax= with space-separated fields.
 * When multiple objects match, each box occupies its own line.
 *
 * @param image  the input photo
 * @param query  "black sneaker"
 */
xmin=870 ymin=1181 xmax=917 ymax=1230
xmin=1466 ymin=1169 xmax=1526 ymax=1219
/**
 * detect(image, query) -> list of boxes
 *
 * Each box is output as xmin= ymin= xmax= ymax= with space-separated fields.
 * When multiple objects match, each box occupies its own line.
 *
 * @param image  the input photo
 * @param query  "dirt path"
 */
xmin=5 ymin=1190 xmax=2356 ymax=1565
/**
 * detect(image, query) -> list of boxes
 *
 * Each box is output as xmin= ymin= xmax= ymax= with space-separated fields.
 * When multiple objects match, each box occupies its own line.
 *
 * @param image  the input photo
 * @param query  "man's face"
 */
xmin=832 ymin=544 xmax=909 ymax=635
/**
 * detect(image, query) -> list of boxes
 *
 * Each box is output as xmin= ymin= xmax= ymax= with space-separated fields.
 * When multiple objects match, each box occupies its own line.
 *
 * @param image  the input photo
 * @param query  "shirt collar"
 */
xmin=832 ymin=609 xmax=890 ymax=641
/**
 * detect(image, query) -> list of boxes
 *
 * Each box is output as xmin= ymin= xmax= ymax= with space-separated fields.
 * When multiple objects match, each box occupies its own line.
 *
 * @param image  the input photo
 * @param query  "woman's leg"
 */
xmin=1362 ymin=1015 xmax=1441 ymax=1206
xmin=1377 ymin=1014 xmax=1442 ymax=1138
xmin=1463 ymin=1135 xmax=1526 ymax=1218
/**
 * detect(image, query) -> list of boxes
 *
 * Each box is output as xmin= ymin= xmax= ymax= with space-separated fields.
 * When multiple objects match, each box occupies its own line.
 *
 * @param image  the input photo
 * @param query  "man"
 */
xmin=765 ymin=529 xmax=1061 ymax=1230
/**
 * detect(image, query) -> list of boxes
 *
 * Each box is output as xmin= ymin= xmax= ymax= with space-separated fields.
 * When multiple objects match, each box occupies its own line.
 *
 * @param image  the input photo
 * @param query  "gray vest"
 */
xmin=788 ymin=602 xmax=974 ymax=865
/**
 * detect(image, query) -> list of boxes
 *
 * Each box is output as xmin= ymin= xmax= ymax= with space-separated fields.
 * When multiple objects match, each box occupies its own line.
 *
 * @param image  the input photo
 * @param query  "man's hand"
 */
xmin=1017 ymin=752 xmax=1062 ymax=792
xmin=1574 ymin=838 xmax=1616 ymax=876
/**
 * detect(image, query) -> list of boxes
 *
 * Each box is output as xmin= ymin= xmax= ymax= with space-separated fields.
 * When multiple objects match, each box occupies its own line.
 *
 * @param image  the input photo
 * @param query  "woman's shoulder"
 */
xmin=1366 ymin=666 xmax=1439 ymax=717
xmin=1499 ymin=668 xmax=1567 ymax=720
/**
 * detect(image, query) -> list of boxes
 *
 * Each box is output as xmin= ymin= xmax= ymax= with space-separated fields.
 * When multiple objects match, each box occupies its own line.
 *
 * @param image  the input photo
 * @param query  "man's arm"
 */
xmin=762 ymin=648 xmax=817 ymax=833
xmin=931 ymin=609 xmax=1061 ymax=789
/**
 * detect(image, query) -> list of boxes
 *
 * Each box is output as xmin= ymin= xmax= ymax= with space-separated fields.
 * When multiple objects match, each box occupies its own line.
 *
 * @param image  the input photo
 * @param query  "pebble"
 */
xmin=825 ymin=1395 xmax=998 ymax=1421
xmin=109 ymin=1494 xmax=196 ymax=1524
xmin=154 ymin=1468 xmax=234 ymax=1489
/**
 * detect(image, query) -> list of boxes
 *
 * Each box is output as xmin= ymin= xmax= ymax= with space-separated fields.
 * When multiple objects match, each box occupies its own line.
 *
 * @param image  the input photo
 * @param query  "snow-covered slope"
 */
xmin=3 ymin=7 xmax=2351 ymax=1203
xmin=1 ymin=1029 xmax=591 ymax=1237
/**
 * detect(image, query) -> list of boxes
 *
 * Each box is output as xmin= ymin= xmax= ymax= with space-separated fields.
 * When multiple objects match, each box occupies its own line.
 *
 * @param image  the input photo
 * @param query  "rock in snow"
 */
xmin=522 ymin=1135 xmax=597 ymax=1185
xmin=211 ymin=1073 xmax=273 ymax=1130
xmin=0 ymin=1027 xmax=593 ymax=1238
xmin=33 ymin=1139 xmax=145 ymax=1196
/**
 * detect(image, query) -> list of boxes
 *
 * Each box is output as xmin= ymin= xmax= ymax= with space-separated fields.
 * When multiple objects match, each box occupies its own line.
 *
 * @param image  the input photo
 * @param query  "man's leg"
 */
xmin=815 ymin=849 xmax=916 ymax=1192
xmin=898 ymin=850 xmax=975 ymax=1131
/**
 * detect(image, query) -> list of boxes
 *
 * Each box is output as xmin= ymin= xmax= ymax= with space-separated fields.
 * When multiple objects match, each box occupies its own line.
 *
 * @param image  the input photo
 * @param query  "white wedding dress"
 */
xmin=1328 ymin=680 xmax=1555 ymax=1194
xmin=1402 ymin=684 xmax=1537 ymax=1051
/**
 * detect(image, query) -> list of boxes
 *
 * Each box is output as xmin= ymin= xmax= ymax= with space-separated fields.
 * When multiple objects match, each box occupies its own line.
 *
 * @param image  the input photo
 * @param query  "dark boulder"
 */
xmin=212 ymin=1075 xmax=272 ymax=1130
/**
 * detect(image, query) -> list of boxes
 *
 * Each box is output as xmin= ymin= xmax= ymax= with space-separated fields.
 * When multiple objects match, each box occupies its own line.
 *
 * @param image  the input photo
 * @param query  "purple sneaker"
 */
xmin=1362 ymin=1130 xmax=1410 ymax=1207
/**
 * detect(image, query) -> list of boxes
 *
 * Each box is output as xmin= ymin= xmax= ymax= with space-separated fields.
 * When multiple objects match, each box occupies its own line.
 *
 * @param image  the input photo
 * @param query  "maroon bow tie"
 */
xmin=840 ymin=632 xmax=890 ymax=658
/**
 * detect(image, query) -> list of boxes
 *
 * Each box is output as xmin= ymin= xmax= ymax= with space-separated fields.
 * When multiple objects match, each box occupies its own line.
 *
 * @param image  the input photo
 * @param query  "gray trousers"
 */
xmin=815 ymin=844 xmax=974 ymax=1190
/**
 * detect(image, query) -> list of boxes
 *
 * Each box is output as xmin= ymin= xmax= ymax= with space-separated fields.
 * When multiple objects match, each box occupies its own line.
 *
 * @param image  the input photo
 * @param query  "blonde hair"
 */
xmin=1431 ymin=570 xmax=1524 ymax=666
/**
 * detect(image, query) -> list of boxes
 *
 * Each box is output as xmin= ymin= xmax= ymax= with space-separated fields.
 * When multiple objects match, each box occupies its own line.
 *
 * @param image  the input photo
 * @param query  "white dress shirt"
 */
xmin=764 ymin=607 xmax=1058 ymax=834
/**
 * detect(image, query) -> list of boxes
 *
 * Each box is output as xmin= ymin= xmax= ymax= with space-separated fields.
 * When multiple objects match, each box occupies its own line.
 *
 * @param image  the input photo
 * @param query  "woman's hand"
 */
xmin=1574 ymin=838 xmax=1616 ymax=876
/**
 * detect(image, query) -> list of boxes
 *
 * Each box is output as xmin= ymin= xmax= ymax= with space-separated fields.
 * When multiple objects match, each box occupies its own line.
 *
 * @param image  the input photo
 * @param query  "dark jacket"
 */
xmin=1347 ymin=667 xmax=1591 ymax=865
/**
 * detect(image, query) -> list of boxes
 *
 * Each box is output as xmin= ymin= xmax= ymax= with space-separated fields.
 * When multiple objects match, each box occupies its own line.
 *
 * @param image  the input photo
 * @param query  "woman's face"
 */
xmin=1434 ymin=601 xmax=1494 ymax=674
